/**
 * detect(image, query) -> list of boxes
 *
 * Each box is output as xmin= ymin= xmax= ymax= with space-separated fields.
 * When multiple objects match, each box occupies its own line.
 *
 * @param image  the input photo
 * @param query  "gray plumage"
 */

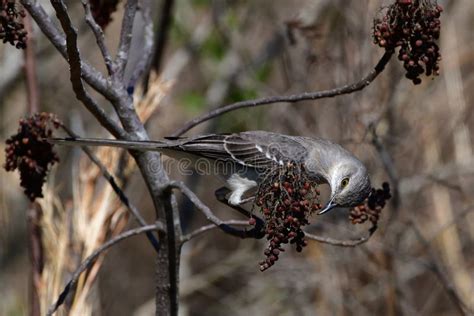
xmin=50 ymin=131 xmax=371 ymax=213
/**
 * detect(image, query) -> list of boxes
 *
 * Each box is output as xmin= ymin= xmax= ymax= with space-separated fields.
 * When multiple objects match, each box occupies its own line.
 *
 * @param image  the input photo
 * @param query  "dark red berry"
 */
xmin=0 ymin=0 xmax=28 ymax=49
xmin=253 ymin=162 xmax=323 ymax=271
xmin=373 ymin=0 xmax=443 ymax=84
xmin=4 ymin=113 xmax=61 ymax=201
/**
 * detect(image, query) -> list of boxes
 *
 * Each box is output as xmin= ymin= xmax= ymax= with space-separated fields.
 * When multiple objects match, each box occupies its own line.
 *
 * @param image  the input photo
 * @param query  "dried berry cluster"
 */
xmin=0 ymin=0 xmax=27 ymax=49
xmin=4 ymin=113 xmax=61 ymax=201
xmin=349 ymin=182 xmax=391 ymax=225
xmin=253 ymin=163 xmax=322 ymax=271
xmin=90 ymin=0 xmax=120 ymax=29
xmin=373 ymin=0 xmax=443 ymax=84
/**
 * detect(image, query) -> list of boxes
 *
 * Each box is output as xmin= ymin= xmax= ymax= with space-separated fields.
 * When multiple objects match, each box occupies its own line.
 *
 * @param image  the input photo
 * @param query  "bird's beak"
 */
xmin=318 ymin=196 xmax=338 ymax=215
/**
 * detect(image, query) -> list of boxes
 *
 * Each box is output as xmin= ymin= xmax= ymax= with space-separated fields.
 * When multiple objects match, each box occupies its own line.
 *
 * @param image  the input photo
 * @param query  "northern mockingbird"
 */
xmin=50 ymin=131 xmax=371 ymax=214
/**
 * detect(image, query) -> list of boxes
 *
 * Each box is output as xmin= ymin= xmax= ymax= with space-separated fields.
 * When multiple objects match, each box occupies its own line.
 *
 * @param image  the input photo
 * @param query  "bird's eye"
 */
xmin=341 ymin=177 xmax=350 ymax=188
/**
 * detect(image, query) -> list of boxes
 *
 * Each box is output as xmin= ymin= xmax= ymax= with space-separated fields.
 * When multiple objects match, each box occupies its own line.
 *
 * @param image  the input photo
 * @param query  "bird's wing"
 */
xmin=173 ymin=131 xmax=308 ymax=168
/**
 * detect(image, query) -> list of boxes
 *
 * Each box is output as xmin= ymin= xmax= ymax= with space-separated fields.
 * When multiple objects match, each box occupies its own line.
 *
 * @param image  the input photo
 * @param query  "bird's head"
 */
xmin=318 ymin=159 xmax=371 ymax=215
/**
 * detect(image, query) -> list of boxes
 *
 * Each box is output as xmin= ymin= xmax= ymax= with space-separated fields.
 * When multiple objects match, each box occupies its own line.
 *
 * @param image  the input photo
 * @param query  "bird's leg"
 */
xmin=214 ymin=187 xmax=265 ymax=239
xmin=214 ymin=187 xmax=253 ymax=217
xmin=214 ymin=186 xmax=231 ymax=203
xmin=239 ymin=196 xmax=255 ymax=204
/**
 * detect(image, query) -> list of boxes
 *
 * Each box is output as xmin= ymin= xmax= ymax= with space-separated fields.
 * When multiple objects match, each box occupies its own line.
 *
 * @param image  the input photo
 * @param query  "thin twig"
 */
xmin=172 ymin=51 xmax=394 ymax=136
xmin=181 ymin=220 xmax=251 ymax=243
xmin=50 ymin=0 xmax=126 ymax=139
xmin=81 ymin=0 xmax=114 ymax=75
xmin=46 ymin=223 xmax=165 ymax=316
xmin=114 ymin=0 xmax=138 ymax=80
xmin=214 ymin=187 xmax=264 ymax=227
xmin=59 ymin=124 xmax=160 ymax=252
xmin=166 ymin=181 xmax=264 ymax=239
xmin=304 ymin=224 xmax=378 ymax=247
xmin=20 ymin=0 xmax=116 ymax=102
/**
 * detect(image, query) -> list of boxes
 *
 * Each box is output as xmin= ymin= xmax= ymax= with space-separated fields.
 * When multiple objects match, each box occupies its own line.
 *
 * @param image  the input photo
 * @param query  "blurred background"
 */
xmin=1 ymin=0 xmax=473 ymax=315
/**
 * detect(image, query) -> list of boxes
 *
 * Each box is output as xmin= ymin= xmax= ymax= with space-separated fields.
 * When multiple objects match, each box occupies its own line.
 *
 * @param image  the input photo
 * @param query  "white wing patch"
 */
xmin=223 ymin=139 xmax=246 ymax=165
xmin=264 ymin=151 xmax=281 ymax=164
xmin=221 ymin=135 xmax=289 ymax=167
xmin=227 ymin=173 xmax=257 ymax=205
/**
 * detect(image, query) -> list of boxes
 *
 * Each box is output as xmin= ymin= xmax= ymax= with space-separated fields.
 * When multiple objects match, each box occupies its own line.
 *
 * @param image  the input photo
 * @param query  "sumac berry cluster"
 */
xmin=0 ymin=0 xmax=27 ymax=49
xmin=253 ymin=163 xmax=322 ymax=271
xmin=4 ymin=113 xmax=61 ymax=201
xmin=90 ymin=0 xmax=120 ymax=29
xmin=349 ymin=182 xmax=391 ymax=225
xmin=373 ymin=0 xmax=443 ymax=84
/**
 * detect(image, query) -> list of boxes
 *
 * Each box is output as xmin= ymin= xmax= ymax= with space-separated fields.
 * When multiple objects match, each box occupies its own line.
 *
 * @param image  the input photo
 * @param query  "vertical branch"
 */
xmin=131 ymin=153 xmax=181 ymax=316
xmin=50 ymin=0 xmax=125 ymax=139
xmin=24 ymin=15 xmax=39 ymax=113
xmin=23 ymin=13 xmax=43 ymax=316
xmin=26 ymin=204 xmax=43 ymax=316
xmin=151 ymin=0 xmax=175 ymax=74
xmin=143 ymin=0 xmax=174 ymax=91
xmin=128 ymin=0 xmax=154 ymax=89
xmin=108 ymin=2 xmax=183 ymax=312
xmin=24 ymin=13 xmax=42 ymax=316
xmin=114 ymin=0 xmax=138 ymax=80
xmin=26 ymin=1 xmax=182 ymax=314
xmin=81 ymin=0 xmax=114 ymax=76
xmin=20 ymin=0 xmax=116 ymax=101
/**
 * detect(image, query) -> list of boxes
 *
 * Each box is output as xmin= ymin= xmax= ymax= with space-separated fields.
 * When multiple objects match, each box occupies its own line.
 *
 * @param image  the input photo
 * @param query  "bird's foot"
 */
xmin=214 ymin=186 xmax=231 ymax=203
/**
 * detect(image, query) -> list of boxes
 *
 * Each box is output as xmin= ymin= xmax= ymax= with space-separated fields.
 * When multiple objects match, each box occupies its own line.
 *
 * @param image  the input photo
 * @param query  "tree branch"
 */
xmin=128 ymin=0 xmax=154 ymax=89
xmin=59 ymin=124 xmax=160 ymax=252
xmin=114 ymin=0 xmax=138 ymax=81
xmin=24 ymin=15 xmax=42 ymax=316
xmin=24 ymin=14 xmax=39 ymax=113
xmin=26 ymin=1 xmax=180 ymax=314
xmin=172 ymin=51 xmax=394 ymax=136
xmin=26 ymin=205 xmax=43 ymax=316
xmin=46 ymin=223 xmax=165 ymax=316
xmin=20 ymin=0 xmax=116 ymax=101
xmin=151 ymin=0 xmax=175 ymax=74
xmin=50 ymin=0 xmax=126 ymax=139
xmin=81 ymin=0 xmax=114 ymax=76
xmin=181 ymin=220 xmax=252 ymax=244
xmin=167 ymin=181 xmax=265 ymax=239
xmin=304 ymin=224 xmax=378 ymax=247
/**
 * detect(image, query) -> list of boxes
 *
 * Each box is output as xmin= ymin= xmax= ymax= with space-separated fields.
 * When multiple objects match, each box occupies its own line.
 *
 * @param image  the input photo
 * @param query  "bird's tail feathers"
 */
xmin=48 ymin=137 xmax=168 ymax=151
